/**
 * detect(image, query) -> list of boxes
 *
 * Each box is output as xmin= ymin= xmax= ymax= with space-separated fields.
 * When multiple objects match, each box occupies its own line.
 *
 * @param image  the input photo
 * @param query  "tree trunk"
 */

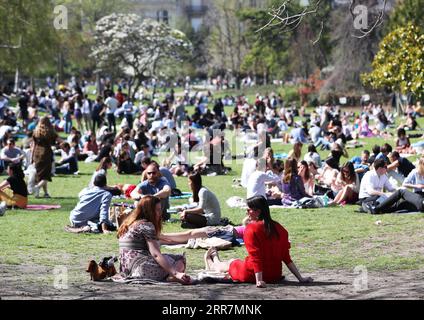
xmin=96 ymin=72 xmax=101 ymax=97
xmin=30 ymin=77 xmax=35 ymax=92
xmin=128 ymin=77 xmax=133 ymax=100
xmin=14 ymin=67 xmax=19 ymax=93
xmin=58 ymin=51 xmax=64 ymax=85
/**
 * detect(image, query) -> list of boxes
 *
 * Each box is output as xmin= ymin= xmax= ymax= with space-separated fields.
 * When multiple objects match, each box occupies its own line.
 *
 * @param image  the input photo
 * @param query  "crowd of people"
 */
xmin=0 ymin=81 xmax=423 ymax=288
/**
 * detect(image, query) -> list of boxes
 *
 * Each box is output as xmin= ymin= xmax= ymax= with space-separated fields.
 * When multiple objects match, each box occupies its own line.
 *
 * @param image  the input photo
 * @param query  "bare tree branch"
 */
xmin=312 ymin=20 xmax=324 ymax=45
xmin=256 ymin=0 xmax=323 ymax=33
xmin=257 ymin=0 xmax=388 ymax=40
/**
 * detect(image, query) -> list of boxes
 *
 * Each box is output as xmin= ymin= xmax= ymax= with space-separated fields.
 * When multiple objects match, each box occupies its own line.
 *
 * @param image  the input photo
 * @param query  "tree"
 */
xmin=53 ymin=0 xmax=130 ymax=82
xmin=91 ymin=14 xmax=192 ymax=97
xmin=386 ymin=0 xmax=424 ymax=32
xmin=238 ymin=0 xmax=331 ymax=83
xmin=206 ymin=0 xmax=249 ymax=89
xmin=362 ymin=24 xmax=423 ymax=104
xmin=0 ymin=0 xmax=59 ymax=89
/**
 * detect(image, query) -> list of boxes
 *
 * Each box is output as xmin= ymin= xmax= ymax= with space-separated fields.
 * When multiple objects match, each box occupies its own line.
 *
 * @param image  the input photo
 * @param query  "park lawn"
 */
xmin=0 ymin=108 xmax=423 ymax=285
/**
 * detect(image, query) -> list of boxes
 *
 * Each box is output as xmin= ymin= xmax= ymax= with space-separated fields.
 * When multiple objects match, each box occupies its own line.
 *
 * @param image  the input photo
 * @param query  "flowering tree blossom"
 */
xmin=92 ymin=13 xmax=192 ymax=96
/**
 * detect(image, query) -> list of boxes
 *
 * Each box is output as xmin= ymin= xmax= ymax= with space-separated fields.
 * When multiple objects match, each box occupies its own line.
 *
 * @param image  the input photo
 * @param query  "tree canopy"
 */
xmin=362 ymin=24 xmax=423 ymax=99
xmin=91 ymin=13 xmax=192 ymax=95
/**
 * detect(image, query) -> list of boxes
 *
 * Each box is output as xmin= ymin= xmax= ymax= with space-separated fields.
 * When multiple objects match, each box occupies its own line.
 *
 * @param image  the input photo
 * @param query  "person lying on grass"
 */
xmin=203 ymin=196 xmax=313 ymax=288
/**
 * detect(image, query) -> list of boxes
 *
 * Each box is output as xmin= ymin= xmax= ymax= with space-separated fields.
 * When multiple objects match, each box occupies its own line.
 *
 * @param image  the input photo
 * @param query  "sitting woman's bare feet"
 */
xmin=204 ymin=247 xmax=219 ymax=270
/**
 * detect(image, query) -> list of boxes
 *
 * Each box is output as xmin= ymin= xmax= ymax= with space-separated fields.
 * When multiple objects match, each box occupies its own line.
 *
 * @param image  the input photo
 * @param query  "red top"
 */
xmin=115 ymin=92 xmax=124 ymax=106
xmin=229 ymin=221 xmax=293 ymax=283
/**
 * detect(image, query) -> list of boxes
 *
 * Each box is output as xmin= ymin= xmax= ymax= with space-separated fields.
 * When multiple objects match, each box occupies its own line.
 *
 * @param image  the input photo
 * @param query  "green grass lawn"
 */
xmin=0 ymin=108 xmax=424 ymax=285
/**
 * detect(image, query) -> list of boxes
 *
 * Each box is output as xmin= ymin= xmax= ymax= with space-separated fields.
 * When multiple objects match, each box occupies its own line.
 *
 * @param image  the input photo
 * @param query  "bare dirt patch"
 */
xmin=1 ymin=264 xmax=423 ymax=300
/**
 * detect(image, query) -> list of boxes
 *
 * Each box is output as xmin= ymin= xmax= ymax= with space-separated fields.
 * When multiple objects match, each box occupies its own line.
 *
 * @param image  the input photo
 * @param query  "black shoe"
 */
xmin=362 ymin=202 xmax=376 ymax=214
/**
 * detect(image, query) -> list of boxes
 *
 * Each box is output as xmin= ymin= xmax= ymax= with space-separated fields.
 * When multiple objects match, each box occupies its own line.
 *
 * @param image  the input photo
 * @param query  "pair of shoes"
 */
xmin=362 ymin=202 xmax=376 ymax=214
xmin=0 ymin=201 xmax=7 ymax=217
xmin=44 ymin=193 xmax=51 ymax=199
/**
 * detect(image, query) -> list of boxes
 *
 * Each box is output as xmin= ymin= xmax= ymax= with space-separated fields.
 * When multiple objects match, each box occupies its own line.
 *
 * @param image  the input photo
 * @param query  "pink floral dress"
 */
xmin=118 ymin=220 xmax=185 ymax=281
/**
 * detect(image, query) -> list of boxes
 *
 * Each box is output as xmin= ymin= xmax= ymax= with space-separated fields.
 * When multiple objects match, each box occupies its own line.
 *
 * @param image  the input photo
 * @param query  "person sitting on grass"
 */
xmin=387 ymin=151 xmax=416 ymax=185
xmin=130 ymin=162 xmax=171 ymax=221
xmin=178 ymin=171 xmax=221 ymax=229
xmin=395 ymin=128 xmax=415 ymax=154
xmin=89 ymin=156 xmax=122 ymax=196
xmin=115 ymin=195 xmax=191 ymax=285
xmin=403 ymin=157 xmax=424 ymax=197
xmin=270 ymin=158 xmax=310 ymax=205
xmin=362 ymin=188 xmax=424 ymax=214
xmin=55 ymin=142 xmax=79 ymax=175
xmin=68 ymin=174 xmax=114 ymax=234
xmin=203 ymin=196 xmax=313 ymax=288
xmin=332 ymin=162 xmax=360 ymax=206
xmin=0 ymin=138 xmax=25 ymax=170
xmin=0 ymin=163 xmax=28 ymax=209
xmin=358 ymin=159 xmax=397 ymax=206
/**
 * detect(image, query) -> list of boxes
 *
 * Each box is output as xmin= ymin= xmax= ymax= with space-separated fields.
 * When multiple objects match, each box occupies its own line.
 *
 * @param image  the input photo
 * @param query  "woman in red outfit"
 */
xmin=204 ymin=196 xmax=313 ymax=288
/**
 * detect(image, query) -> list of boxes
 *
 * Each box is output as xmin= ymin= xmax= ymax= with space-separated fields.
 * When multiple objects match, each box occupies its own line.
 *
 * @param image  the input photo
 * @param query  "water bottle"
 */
xmin=322 ymin=194 xmax=329 ymax=207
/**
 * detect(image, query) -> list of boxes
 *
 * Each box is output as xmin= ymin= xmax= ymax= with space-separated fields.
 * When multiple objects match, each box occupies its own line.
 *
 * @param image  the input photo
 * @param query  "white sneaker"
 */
xmin=0 ymin=201 xmax=6 ymax=217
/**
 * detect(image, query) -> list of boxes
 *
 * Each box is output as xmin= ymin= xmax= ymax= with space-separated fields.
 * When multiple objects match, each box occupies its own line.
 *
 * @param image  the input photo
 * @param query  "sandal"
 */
xmin=209 ymin=247 xmax=219 ymax=261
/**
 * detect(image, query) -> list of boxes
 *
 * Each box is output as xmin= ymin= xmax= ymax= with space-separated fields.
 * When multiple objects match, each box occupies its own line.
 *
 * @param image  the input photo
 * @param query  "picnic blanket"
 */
xmin=274 ymin=153 xmax=288 ymax=160
xmin=170 ymin=192 xmax=192 ymax=200
xmin=25 ymin=204 xmax=61 ymax=211
xmin=226 ymin=196 xmax=247 ymax=208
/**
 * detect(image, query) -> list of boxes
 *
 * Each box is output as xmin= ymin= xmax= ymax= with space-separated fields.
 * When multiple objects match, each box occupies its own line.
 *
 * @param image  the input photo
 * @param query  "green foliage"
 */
xmin=387 ymin=0 xmax=424 ymax=32
xmin=238 ymin=0 xmax=332 ymax=81
xmin=0 ymin=0 xmax=58 ymax=75
xmin=362 ymin=24 xmax=424 ymax=99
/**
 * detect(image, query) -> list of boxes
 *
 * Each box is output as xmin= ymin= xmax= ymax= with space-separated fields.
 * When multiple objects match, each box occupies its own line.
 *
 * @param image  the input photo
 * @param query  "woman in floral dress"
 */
xmin=116 ymin=196 xmax=191 ymax=284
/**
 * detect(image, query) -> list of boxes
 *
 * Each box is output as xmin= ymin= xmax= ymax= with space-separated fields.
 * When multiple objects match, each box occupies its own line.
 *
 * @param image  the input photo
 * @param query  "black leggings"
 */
xmin=181 ymin=213 xmax=207 ymax=229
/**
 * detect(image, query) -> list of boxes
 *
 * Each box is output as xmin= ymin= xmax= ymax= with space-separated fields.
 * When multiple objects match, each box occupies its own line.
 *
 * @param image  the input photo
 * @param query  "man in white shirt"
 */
xmin=246 ymin=159 xmax=280 ymax=204
xmin=104 ymin=92 xmax=119 ymax=133
xmin=0 ymin=138 xmax=24 ymax=169
xmin=359 ymin=159 xmax=396 ymax=204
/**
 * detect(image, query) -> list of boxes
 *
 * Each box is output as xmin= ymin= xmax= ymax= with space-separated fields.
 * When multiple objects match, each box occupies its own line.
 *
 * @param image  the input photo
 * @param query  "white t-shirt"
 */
xmin=246 ymin=170 xmax=280 ymax=199
xmin=199 ymin=187 xmax=221 ymax=226
xmin=82 ymin=100 xmax=91 ymax=114
xmin=104 ymin=97 xmax=119 ymax=114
